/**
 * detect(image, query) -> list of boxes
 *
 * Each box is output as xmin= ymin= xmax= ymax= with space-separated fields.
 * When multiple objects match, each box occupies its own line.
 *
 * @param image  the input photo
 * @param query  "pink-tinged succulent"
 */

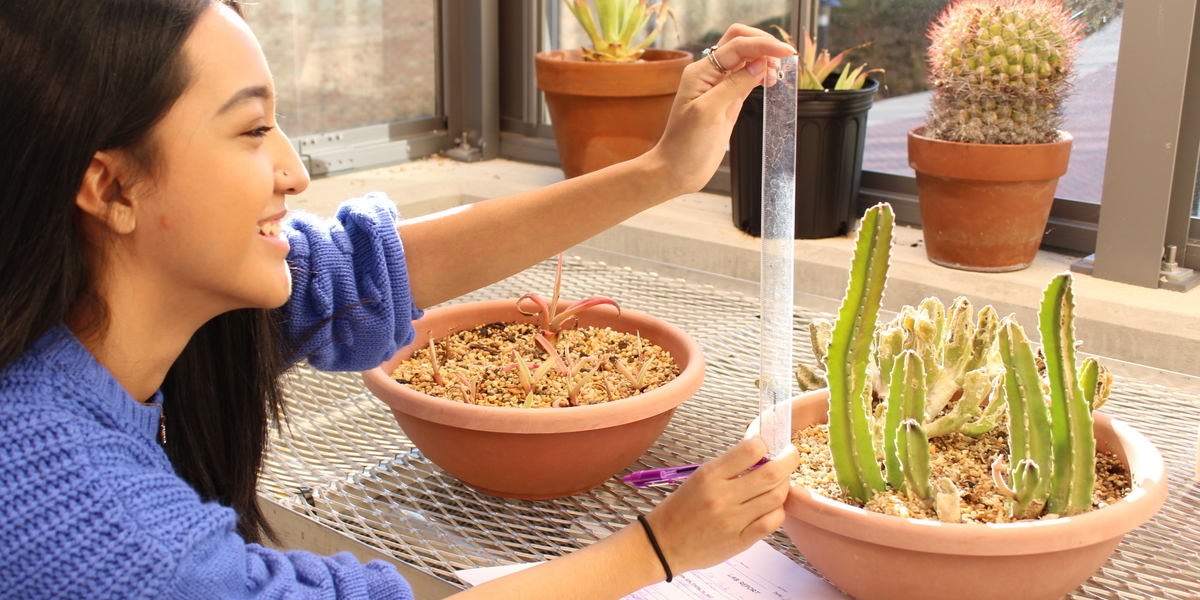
xmin=613 ymin=333 xmax=657 ymax=390
xmin=518 ymin=253 xmax=620 ymax=342
xmin=508 ymin=350 xmax=557 ymax=408
xmin=534 ymin=334 xmax=571 ymax=375
xmin=566 ymin=358 xmax=602 ymax=407
xmin=453 ymin=371 xmax=478 ymax=405
xmin=427 ymin=334 xmax=445 ymax=386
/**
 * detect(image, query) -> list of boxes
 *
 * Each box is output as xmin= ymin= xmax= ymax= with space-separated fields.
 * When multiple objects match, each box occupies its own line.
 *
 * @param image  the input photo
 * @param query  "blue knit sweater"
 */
xmin=0 ymin=196 xmax=422 ymax=599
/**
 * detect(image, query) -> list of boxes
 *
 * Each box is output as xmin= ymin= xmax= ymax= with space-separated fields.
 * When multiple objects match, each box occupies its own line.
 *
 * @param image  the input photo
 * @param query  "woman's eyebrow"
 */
xmin=215 ymin=85 xmax=271 ymax=116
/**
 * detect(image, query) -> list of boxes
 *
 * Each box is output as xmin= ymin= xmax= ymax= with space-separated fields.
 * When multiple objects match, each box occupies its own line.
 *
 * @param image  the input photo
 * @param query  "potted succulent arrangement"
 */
xmin=730 ymin=28 xmax=882 ymax=239
xmin=535 ymin=0 xmax=690 ymax=178
xmin=362 ymin=254 xmax=705 ymax=500
xmin=752 ymin=203 xmax=1168 ymax=600
xmin=909 ymin=0 xmax=1080 ymax=272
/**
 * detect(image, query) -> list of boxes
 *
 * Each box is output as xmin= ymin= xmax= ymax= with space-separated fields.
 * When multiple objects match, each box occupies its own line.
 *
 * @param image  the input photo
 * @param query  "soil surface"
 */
xmin=389 ymin=322 xmax=679 ymax=408
xmin=791 ymin=424 xmax=1131 ymax=524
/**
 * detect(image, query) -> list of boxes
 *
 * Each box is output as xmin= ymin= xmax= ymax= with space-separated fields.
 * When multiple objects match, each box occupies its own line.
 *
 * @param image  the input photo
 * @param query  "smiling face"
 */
xmin=122 ymin=2 xmax=308 ymax=317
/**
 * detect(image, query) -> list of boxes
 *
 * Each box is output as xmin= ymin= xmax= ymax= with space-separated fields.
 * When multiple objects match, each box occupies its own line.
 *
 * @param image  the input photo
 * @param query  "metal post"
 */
xmin=1092 ymin=0 xmax=1198 ymax=288
xmin=441 ymin=0 xmax=500 ymax=162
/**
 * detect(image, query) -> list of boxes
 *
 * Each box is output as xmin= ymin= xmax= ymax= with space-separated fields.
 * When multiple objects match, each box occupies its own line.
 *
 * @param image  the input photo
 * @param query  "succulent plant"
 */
xmin=563 ymin=0 xmax=674 ymax=62
xmin=812 ymin=202 xmax=1111 ymax=522
xmin=517 ymin=253 xmax=620 ymax=343
xmin=924 ymin=0 xmax=1082 ymax=144
xmin=770 ymin=25 xmax=881 ymax=91
xmin=992 ymin=273 xmax=1098 ymax=518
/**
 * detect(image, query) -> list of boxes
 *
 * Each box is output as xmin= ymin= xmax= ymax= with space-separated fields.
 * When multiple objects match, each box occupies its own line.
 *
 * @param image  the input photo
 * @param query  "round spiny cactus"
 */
xmin=925 ymin=0 xmax=1082 ymax=145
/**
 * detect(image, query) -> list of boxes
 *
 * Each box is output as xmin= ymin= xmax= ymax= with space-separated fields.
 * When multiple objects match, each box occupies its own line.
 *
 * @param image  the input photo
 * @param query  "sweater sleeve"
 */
xmin=280 ymin=194 xmax=423 ymax=372
xmin=0 ymin=402 xmax=416 ymax=600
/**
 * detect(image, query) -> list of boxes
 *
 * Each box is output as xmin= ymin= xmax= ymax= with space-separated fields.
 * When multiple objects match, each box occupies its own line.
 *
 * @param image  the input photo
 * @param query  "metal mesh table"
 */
xmin=262 ymin=255 xmax=1200 ymax=599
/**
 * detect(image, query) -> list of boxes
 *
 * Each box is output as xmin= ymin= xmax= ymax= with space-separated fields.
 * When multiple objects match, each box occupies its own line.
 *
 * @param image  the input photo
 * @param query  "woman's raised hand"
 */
xmin=644 ymin=24 xmax=796 ymax=195
xmin=642 ymin=436 xmax=801 ymax=576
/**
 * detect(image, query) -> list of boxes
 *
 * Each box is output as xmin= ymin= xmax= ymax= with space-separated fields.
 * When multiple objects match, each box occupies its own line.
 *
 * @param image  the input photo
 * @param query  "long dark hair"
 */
xmin=0 ymin=0 xmax=284 ymax=544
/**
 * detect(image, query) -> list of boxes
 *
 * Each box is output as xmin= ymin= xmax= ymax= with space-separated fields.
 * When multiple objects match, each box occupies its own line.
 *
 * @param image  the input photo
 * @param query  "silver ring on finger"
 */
xmin=701 ymin=45 xmax=729 ymax=75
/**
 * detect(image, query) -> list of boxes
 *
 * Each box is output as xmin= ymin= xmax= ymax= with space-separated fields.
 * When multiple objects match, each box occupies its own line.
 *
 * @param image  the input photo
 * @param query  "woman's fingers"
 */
xmin=641 ymin=438 xmax=798 ymax=575
xmin=684 ymin=33 xmax=795 ymax=92
xmin=644 ymin=24 xmax=795 ymax=194
xmin=699 ymin=436 xmax=771 ymax=480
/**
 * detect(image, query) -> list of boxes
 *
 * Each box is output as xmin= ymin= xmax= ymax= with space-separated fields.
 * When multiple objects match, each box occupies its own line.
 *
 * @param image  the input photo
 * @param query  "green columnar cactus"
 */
xmin=995 ymin=319 xmax=1053 ymax=518
xmin=807 ymin=206 xmax=1105 ymax=522
xmin=1039 ymin=273 xmax=1096 ymax=515
xmin=884 ymin=351 xmax=927 ymax=490
xmin=1079 ymin=356 xmax=1113 ymax=410
xmin=900 ymin=419 xmax=935 ymax=500
xmin=925 ymin=0 xmax=1082 ymax=144
xmin=993 ymin=273 xmax=1097 ymax=518
xmin=826 ymin=203 xmax=894 ymax=502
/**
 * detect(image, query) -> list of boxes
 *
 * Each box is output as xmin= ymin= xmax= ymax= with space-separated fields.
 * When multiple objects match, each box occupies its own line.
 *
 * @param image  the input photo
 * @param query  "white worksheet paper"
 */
xmin=455 ymin=540 xmax=846 ymax=599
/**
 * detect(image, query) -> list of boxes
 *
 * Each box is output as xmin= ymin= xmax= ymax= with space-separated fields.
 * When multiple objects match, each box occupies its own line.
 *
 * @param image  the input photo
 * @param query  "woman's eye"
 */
xmin=245 ymin=126 xmax=275 ymax=138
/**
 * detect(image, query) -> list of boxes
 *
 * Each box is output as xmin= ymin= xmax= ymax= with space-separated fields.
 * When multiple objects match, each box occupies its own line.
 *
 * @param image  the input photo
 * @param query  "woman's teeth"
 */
xmin=259 ymin=221 xmax=281 ymax=237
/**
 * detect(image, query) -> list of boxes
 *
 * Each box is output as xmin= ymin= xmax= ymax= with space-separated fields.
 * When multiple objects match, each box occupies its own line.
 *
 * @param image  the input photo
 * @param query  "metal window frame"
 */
xmin=287 ymin=0 xmax=456 ymax=178
xmin=483 ymin=0 xmax=1200 ymax=290
xmin=1087 ymin=0 xmax=1200 ymax=289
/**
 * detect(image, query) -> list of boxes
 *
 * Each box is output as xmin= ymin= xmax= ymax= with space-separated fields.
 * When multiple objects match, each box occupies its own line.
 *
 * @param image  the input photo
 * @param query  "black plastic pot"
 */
xmin=730 ymin=77 xmax=879 ymax=238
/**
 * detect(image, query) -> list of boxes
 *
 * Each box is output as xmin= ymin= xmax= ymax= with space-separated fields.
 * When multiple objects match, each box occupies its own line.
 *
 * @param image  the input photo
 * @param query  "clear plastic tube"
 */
xmin=758 ymin=55 xmax=798 ymax=457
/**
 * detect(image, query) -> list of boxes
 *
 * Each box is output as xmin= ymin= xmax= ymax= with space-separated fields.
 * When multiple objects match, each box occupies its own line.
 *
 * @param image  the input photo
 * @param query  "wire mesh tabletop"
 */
xmin=261 ymin=255 xmax=1200 ymax=599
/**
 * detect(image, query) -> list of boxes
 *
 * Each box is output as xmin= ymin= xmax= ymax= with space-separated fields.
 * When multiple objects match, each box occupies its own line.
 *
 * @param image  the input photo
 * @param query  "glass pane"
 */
xmin=553 ymin=0 xmax=793 ymax=59
xmin=241 ymin=0 xmax=437 ymax=137
xmin=846 ymin=0 xmax=1123 ymax=205
xmin=1195 ymin=161 xmax=1200 ymax=217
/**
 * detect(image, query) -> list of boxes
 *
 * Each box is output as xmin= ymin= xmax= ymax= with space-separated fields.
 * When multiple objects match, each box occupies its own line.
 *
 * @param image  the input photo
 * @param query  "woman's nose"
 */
xmin=274 ymin=129 xmax=310 ymax=194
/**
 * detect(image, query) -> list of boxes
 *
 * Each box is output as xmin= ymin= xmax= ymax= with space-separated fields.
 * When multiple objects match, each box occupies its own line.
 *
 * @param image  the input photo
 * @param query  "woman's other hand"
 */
xmin=643 ymin=436 xmax=801 ymax=576
xmin=644 ymin=24 xmax=796 ymax=195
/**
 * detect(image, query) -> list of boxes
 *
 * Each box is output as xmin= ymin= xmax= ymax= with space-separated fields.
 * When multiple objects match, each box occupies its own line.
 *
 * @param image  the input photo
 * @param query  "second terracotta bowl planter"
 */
xmin=908 ymin=126 xmax=1074 ymax=272
xmin=754 ymin=390 xmax=1168 ymax=600
xmin=362 ymin=299 xmax=705 ymax=500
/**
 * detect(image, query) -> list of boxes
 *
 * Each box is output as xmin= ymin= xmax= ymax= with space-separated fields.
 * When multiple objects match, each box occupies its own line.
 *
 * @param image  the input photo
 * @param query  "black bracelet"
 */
xmin=637 ymin=514 xmax=674 ymax=583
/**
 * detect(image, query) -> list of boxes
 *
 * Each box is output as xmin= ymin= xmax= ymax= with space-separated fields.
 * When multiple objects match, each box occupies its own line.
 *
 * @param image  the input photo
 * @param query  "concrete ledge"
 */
xmin=296 ymin=158 xmax=1200 ymax=377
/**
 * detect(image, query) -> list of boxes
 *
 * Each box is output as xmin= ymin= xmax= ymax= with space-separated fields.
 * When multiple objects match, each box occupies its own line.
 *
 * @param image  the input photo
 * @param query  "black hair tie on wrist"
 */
xmin=637 ymin=514 xmax=674 ymax=583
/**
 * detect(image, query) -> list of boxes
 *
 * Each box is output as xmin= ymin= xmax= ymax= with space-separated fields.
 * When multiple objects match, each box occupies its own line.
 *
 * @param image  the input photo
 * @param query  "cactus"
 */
xmin=826 ymin=204 xmax=894 ymax=502
xmin=924 ymin=0 xmax=1082 ymax=144
xmin=814 ymin=204 xmax=1102 ymax=523
xmin=805 ymin=296 xmax=1005 ymax=440
xmin=992 ymin=273 xmax=1097 ymax=518
xmin=822 ymin=203 xmax=997 ymax=520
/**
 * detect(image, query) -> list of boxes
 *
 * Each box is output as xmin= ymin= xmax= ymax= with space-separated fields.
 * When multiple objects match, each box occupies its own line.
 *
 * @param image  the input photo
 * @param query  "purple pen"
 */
xmin=623 ymin=457 xmax=770 ymax=487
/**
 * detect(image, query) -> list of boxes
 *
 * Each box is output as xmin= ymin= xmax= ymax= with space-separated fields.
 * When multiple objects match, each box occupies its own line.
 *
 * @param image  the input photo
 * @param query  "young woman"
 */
xmin=0 ymin=1 xmax=799 ymax=598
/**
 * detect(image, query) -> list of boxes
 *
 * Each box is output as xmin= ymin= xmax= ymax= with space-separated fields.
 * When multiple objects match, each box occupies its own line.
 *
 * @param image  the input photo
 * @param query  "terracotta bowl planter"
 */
xmin=908 ymin=126 xmax=1074 ymax=272
xmin=362 ymin=299 xmax=705 ymax=500
xmin=535 ymin=48 xmax=692 ymax=178
xmin=750 ymin=389 xmax=1168 ymax=600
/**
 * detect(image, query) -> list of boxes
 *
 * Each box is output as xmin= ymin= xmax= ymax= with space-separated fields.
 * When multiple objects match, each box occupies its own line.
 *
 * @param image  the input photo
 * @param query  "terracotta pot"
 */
xmin=907 ymin=127 xmax=1074 ymax=272
xmin=535 ymin=49 xmax=692 ymax=178
xmin=362 ymin=299 xmax=705 ymax=499
xmin=753 ymin=390 xmax=1168 ymax=600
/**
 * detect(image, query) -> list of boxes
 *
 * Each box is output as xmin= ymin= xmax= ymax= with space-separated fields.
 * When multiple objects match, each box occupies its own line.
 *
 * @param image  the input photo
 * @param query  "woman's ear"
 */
xmin=75 ymin=151 xmax=139 ymax=235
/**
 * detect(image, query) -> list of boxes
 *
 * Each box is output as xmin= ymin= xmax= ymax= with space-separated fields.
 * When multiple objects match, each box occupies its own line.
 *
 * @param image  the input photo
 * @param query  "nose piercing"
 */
xmin=282 ymin=170 xmax=290 ymax=177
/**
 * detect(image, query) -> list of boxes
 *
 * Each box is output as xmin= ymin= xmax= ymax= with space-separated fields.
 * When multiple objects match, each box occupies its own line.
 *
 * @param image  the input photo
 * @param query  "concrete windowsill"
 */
xmin=293 ymin=157 xmax=1200 ymax=379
